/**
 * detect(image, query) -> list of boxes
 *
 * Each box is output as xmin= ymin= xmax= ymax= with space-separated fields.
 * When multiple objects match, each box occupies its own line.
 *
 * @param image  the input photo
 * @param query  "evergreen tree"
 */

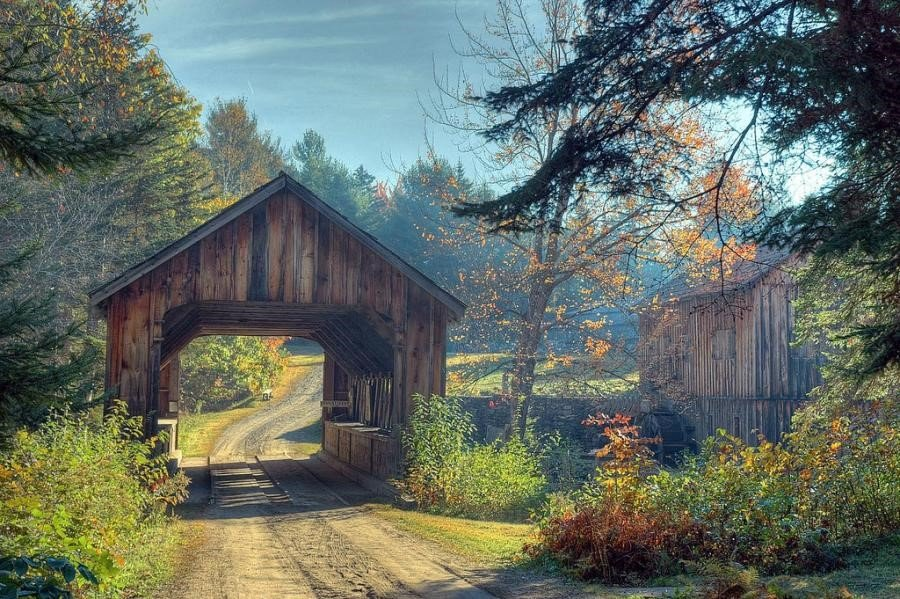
xmin=460 ymin=0 xmax=900 ymax=376
xmin=0 ymin=1 xmax=190 ymax=175
xmin=0 ymin=252 xmax=95 ymax=440
xmin=288 ymin=130 xmax=376 ymax=225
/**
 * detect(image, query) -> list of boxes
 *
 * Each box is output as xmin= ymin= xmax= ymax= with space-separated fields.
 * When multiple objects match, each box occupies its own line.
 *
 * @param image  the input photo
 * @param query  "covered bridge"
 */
xmin=89 ymin=173 xmax=464 ymax=479
xmin=638 ymin=250 xmax=823 ymax=445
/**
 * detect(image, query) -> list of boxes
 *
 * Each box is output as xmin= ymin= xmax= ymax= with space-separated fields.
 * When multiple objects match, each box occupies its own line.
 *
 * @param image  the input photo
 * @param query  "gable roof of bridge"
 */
xmin=88 ymin=173 xmax=466 ymax=318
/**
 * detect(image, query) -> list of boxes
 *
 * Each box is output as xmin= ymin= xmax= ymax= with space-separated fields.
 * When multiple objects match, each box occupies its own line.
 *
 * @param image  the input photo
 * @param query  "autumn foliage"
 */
xmin=528 ymin=414 xmax=703 ymax=582
xmin=528 ymin=404 xmax=900 ymax=582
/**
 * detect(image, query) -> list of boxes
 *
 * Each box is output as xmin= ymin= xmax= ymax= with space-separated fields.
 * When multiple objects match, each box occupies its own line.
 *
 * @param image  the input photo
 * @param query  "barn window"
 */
xmin=712 ymin=328 xmax=736 ymax=360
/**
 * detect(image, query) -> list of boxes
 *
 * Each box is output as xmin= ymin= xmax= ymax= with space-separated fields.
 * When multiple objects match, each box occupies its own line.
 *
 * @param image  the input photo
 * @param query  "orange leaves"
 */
xmin=585 ymin=337 xmax=612 ymax=360
xmin=668 ymin=228 xmax=758 ymax=283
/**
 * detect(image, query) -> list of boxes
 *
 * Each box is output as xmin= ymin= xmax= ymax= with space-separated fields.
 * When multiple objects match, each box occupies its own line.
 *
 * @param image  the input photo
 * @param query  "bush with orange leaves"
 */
xmin=528 ymin=397 xmax=900 ymax=582
xmin=527 ymin=414 xmax=705 ymax=582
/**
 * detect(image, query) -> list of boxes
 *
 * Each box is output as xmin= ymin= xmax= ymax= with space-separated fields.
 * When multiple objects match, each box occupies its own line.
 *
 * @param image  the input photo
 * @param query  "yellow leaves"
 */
xmin=585 ymin=337 xmax=612 ymax=360
xmin=547 ymin=352 xmax=574 ymax=368
xmin=583 ymin=318 xmax=606 ymax=331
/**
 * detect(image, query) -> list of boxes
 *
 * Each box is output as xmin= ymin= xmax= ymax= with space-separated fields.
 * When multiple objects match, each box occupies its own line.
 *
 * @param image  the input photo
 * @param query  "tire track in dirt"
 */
xmin=211 ymin=364 xmax=323 ymax=458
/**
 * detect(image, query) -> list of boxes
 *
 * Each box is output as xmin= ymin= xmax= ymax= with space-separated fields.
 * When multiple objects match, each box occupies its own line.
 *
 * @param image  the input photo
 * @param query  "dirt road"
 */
xmin=210 ymin=364 xmax=325 ymax=458
xmin=163 ymin=366 xmax=519 ymax=599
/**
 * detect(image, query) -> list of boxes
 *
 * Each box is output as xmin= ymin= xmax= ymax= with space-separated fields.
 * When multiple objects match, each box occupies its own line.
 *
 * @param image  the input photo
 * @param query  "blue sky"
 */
xmin=139 ymin=1 xmax=827 ymax=199
xmin=140 ymin=1 xmax=494 ymax=180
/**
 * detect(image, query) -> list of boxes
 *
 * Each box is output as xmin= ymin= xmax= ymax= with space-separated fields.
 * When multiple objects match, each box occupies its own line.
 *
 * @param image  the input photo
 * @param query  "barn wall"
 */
xmin=102 ymin=188 xmax=449 ymax=476
xmin=638 ymin=267 xmax=823 ymax=444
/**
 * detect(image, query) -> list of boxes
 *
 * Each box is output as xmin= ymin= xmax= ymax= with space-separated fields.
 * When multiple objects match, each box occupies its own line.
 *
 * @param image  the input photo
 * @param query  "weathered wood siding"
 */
xmin=98 ymin=182 xmax=456 ymax=477
xmin=689 ymin=396 xmax=802 ymax=444
xmin=638 ymin=266 xmax=823 ymax=443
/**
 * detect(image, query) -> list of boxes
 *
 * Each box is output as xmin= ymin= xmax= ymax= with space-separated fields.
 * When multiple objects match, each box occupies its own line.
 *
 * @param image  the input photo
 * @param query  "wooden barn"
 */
xmin=638 ymin=251 xmax=823 ymax=445
xmin=89 ymin=173 xmax=465 ymax=479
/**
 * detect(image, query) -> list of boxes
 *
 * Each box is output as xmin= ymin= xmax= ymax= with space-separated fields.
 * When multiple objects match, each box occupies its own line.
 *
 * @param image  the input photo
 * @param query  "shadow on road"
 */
xmin=176 ymin=455 xmax=382 ymax=521
xmin=276 ymin=418 xmax=322 ymax=444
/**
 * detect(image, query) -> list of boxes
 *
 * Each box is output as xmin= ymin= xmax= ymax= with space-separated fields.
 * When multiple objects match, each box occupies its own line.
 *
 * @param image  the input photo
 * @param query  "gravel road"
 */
xmin=210 ymin=364 xmax=325 ymax=458
xmin=161 ymin=366 xmax=617 ymax=599
xmin=161 ymin=366 xmax=499 ymax=598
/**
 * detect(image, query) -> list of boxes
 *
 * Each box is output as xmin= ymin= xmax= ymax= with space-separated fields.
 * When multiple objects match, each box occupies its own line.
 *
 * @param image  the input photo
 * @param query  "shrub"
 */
xmin=0 ymin=402 xmax=187 ymax=596
xmin=649 ymin=433 xmax=835 ymax=574
xmin=530 ymin=401 xmax=900 ymax=583
xmin=402 ymin=394 xmax=546 ymax=519
xmin=402 ymin=394 xmax=474 ymax=508
xmin=648 ymin=397 xmax=900 ymax=574
xmin=789 ymin=390 xmax=900 ymax=542
xmin=527 ymin=414 xmax=704 ymax=582
xmin=444 ymin=438 xmax=546 ymax=519
xmin=179 ymin=335 xmax=286 ymax=413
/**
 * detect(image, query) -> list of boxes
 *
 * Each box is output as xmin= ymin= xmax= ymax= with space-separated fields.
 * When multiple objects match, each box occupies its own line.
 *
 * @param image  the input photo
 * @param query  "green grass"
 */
xmin=290 ymin=353 xmax=326 ymax=368
xmin=764 ymin=537 xmax=900 ymax=599
xmin=178 ymin=354 xmax=323 ymax=457
xmin=178 ymin=401 xmax=262 ymax=457
xmin=368 ymin=504 xmax=533 ymax=567
xmin=446 ymin=352 xmax=637 ymax=396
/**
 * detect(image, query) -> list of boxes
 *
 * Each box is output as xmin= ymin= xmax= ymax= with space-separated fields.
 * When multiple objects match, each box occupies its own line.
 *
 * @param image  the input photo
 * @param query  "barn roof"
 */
xmin=88 ymin=173 xmax=466 ymax=318
xmin=658 ymin=246 xmax=795 ymax=301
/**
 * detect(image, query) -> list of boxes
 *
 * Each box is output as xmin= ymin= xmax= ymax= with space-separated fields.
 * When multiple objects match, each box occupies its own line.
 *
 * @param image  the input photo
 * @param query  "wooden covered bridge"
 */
xmin=89 ymin=173 xmax=464 ymax=479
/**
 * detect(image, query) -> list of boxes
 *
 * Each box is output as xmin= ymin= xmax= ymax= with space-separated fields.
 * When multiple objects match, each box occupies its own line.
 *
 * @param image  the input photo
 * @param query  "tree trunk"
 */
xmin=511 ymin=278 xmax=553 ymax=439
xmin=509 ymin=186 xmax=568 ymax=439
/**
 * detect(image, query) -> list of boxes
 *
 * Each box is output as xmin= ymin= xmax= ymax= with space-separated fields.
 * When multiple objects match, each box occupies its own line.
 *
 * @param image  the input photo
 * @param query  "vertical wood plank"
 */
xmin=199 ymin=234 xmax=216 ymax=300
xmin=234 ymin=213 xmax=251 ymax=301
xmin=299 ymin=200 xmax=317 ymax=302
xmin=249 ymin=204 xmax=268 ymax=300
xmin=214 ymin=222 xmax=234 ymax=300
xmin=283 ymin=195 xmax=297 ymax=302
xmin=315 ymin=214 xmax=331 ymax=303
xmin=267 ymin=193 xmax=285 ymax=301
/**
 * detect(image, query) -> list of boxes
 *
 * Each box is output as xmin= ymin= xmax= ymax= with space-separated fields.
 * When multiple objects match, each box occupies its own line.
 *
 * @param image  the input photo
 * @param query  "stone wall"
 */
xmin=457 ymin=393 xmax=641 ymax=450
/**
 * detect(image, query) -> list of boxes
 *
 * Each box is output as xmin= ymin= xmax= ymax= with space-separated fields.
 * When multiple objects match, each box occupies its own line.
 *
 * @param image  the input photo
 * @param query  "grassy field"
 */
xmin=446 ymin=352 xmax=637 ymax=396
xmin=367 ymin=504 xmax=533 ymax=568
xmin=178 ymin=353 xmax=323 ymax=457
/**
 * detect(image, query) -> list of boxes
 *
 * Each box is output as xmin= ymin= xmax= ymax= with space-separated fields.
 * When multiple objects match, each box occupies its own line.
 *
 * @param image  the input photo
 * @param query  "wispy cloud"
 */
xmin=228 ymin=4 xmax=399 ymax=25
xmin=177 ymin=36 xmax=378 ymax=62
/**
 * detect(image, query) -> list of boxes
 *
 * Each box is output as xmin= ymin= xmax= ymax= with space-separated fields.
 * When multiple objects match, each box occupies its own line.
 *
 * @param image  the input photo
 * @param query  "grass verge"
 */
xmin=178 ymin=354 xmax=322 ymax=457
xmin=367 ymin=504 xmax=533 ymax=568
xmin=764 ymin=537 xmax=900 ymax=599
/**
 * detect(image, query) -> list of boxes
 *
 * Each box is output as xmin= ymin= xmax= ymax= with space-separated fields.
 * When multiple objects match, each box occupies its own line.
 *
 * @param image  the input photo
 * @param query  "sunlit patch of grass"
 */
xmin=446 ymin=353 xmax=509 ymax=368
xmin=292 ymin=441 xmax=322 ymax=456
xmin=367 ymin=504 xmax=533 ymax=567
xmin=446 ymin=352 xmax=637 ymax=396
xmin=288 ymin=353 xmax=325 ymax=368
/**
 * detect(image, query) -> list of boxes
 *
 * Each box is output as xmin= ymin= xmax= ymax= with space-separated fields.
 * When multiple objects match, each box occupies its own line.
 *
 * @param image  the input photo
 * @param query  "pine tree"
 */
xmin=0 ymin=252 xmax=95 ymax=440
xmin=0 ymin=1 xmax=186 ymax=174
